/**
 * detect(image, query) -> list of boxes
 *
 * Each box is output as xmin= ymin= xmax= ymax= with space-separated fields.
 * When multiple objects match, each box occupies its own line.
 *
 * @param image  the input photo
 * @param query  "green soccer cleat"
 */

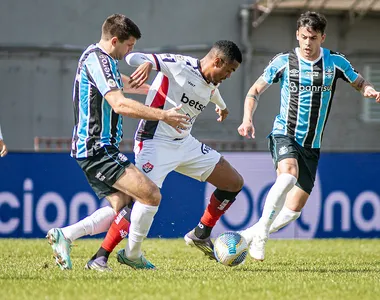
xmin=46 ymin=228 xmax=72 ymax=270
xmin=117 ymin=249 xmax=156 ymax=270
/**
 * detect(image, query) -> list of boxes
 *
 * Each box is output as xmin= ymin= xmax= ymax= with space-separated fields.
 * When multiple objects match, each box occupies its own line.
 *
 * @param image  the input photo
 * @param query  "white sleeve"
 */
xmin=125 ymin=53 xmax=158 ymax=70
xmin=0 ymin=125 xmax=3 ymax=140
xmin=210 ymin=89 xmax=226 ymax=110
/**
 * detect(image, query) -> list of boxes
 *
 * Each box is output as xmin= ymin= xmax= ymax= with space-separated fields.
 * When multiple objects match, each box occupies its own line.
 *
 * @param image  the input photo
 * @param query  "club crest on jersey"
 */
xmin=107 ymin=79 xmax=117 ymax=88
xmin=325 ymin=66 xmax=334 ymax=79
xmin=142 ymin=162 xmax=154 ymax=173
xmin=278 ymin=146 xmax=288 ymax=156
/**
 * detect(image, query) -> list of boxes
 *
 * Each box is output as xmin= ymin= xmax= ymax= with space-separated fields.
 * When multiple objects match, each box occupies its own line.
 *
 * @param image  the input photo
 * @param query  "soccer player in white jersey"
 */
xmin=238 ymin=11 xmax=380 ymax=261
xmin=53 ymin=40 xmax=244 ymax=271
xmin=0 ymin=124 xmax=8 ymax=157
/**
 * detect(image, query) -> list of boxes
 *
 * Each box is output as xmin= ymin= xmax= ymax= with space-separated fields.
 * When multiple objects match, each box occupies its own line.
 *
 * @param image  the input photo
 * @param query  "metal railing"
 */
xmin=34 ymin=137 xmax=258 ymax=152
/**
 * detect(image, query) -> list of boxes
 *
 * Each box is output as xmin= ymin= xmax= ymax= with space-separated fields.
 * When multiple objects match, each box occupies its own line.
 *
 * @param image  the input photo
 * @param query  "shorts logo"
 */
xmin=142 ymin=162 xmax=154 ymax=173
xmin=117 ymin=153 xmax=128 ymax=162
xmin=95 ymin=172 xmax=106 ymax=182
xmin=279 ymin=146 xmax=288 ymax=156
xmin=201 ymin=143 xmax=212 ymax=155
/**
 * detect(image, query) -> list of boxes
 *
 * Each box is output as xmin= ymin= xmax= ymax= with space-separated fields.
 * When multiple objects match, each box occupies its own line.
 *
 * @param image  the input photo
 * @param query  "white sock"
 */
xmin=61 ymin=206 xmax=116 ymax=242
xmin=269 ymin=206 xmax=301 ymax=234
xmin=258 ymin=173 xmax=297 ymax=233
xmin=125 ymin=202 xmax=158 ymax=260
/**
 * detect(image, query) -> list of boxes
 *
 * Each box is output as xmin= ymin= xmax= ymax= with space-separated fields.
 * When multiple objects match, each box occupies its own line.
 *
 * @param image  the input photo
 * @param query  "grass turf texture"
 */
xmin=1 ymin=239 xmax=380 ymax=300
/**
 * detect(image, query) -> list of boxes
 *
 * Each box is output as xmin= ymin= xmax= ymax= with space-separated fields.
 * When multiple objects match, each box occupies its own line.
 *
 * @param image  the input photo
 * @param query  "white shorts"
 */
xmin=134 ymin=135 xmax=221 ymax=188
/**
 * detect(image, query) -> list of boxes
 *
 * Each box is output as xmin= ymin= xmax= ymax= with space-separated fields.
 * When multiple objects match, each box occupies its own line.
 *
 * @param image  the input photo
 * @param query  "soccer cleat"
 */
xmin=117 ymin=249 xmax=156 ymax=270
xmin=85 ymin=256 xmax=112 ymax=272
xmin=46 ymin=228 xmax=72 ymax=270
xmin=184 ymin=229 xmax=216 ymax=261
xmin=249 ymin=233 xmax=268 ymax=261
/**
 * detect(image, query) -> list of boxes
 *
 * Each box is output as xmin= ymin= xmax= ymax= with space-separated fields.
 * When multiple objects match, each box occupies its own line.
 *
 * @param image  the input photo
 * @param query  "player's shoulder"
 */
xmin=268 ymin=51 xmax=290 ymax=65
xmin=327 ymin=48 xmax=348 ymax=59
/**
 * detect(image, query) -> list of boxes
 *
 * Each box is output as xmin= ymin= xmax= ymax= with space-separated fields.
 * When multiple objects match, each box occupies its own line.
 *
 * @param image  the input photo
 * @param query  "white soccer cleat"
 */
xmin=249 ymin=233 xmax=268 ymax=261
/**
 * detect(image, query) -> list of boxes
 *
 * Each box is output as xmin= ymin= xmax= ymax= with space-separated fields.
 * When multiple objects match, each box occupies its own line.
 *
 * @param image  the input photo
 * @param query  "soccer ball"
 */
xmin=213 ymin=231 xmax=248 ymax=267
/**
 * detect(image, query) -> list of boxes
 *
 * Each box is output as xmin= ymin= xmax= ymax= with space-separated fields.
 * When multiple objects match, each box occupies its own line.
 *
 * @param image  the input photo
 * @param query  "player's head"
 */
xmin=203 ymin=40 xmax=242 ymax=85
xmin=101 ymin=14 xmax=141 ymax=60
xmin=296 ymin=11 xmax=327 ymax=60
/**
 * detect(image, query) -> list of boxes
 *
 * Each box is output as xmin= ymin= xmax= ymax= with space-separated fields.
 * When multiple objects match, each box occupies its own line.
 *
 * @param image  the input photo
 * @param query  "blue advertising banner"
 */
xmin=0 ymin=152 xmax=379 ymax=239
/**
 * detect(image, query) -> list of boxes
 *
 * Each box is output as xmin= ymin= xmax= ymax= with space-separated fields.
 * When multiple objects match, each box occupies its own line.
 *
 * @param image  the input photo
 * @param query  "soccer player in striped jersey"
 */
xmin=0 ymin=124 xmax=8 ymax=157
xmin=46 ymin=14 xmax=189 ymax=270
xmin=238 ymin=11 xmax=380 ymax=261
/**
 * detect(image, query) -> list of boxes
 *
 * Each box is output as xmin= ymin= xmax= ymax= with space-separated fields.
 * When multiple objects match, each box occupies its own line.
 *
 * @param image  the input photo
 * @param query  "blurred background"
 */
xmin=0 ymin=0 xmax=380 ymax=239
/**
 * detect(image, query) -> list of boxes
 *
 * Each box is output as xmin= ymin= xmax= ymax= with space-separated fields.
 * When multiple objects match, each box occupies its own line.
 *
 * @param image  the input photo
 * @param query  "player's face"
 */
xmin=296 ymin=26 xmax=326 ymax=60
xmin=210 ymin=58 xmax=240 ymax=85
xmin=113 ymin=36 xmax=137 ymax=60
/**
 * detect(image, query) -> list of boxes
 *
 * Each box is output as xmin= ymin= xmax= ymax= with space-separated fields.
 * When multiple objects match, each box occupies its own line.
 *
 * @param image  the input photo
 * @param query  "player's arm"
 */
xmin=210 ymin=89 xmax=228 ymax=122
xmin=104 ymin=89 xmax=189 ymax=133
xmin=237 ymin=76 xmax=271 ymax=139
xmin=121 ymin=74 xmax=150 ymax=95
xmin=125 ymin=53 xmax=158 ymax=88
xmin=0 ymin=125 xmax=8 ymax=157
xmin=350 ymin=75 xmax=380 ymax=102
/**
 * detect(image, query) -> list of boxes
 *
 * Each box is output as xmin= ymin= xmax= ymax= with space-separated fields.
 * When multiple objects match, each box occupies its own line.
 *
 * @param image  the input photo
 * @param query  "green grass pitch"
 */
xmin=1 ymin=238 xmax=380 ymax=300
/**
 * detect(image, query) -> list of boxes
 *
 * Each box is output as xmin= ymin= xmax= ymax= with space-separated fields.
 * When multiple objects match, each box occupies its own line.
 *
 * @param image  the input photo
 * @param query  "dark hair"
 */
xmin=102 ymin=14 xmax=141 ymax=42
xmin=297 ymin=11 xmax=327 ymax=34
xmin=213 ymin=40 xmax=243 ymax=64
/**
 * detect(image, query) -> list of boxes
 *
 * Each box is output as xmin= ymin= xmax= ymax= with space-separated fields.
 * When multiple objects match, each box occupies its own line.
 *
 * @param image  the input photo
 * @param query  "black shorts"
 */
xmin=268 ymin=134 xmax=320 ymax=194
xmin=76 ymin=145 xmax=131 ymax=199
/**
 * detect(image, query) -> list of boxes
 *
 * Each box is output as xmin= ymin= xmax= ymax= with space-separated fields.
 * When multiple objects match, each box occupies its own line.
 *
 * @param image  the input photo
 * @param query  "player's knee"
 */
xmin=146 ymin=184 xmax=161 ymax=206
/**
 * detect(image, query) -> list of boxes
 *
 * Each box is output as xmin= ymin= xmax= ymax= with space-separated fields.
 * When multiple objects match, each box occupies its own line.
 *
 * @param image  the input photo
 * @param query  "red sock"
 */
xmin=101 ymin=213 xmax=130 ymax=253
xmin=200 ymin=193 xmax=233 ymax=227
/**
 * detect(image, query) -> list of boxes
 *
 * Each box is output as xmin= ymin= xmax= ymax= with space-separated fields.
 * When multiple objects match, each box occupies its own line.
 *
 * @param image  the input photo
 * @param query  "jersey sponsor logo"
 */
xmin=142 ymin=162 xmax=154 ymax=173
xmin=278 ymin=146 xmax=288 ymax=156
xmin=305 ymin=71 xmax=319 ymax=77
xmin=187 ymin=81 xmax=195 ymax=87
xmin=98 ymin=54 xmax=112 ymax=79
xmin=290 ymin=82 xmax=332 ymax=93
xmin=201 ymin=143 xmax=212 ymax=155
xmin=180 ymin=93 xmax=205 ymax=111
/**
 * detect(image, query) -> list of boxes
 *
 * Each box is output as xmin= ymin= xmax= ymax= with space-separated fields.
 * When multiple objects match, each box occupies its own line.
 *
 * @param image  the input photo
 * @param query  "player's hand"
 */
xmin=237 ymin=120 xmax=255 ymax=139
xmin=129 ymin=62 xmax=153 ymax=88
xmin=363 ymin=87 xmax=380 ymax=103
xmin=0 ymin=140 xmax=8 ymax=157
xmin=163 ymin=105 xmax=191 ymax=133
xmin=215 ymin=106 xmax=229 ymax=122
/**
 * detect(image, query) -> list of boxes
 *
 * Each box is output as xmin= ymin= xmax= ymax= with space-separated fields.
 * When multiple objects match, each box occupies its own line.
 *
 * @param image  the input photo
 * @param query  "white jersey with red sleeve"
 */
xmin=126 ymin=53 xmax=220 ymax=142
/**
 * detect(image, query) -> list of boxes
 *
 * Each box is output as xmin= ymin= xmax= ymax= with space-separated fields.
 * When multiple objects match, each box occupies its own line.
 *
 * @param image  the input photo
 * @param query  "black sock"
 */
xmin=194 ymin=222 xmax=212 ymax=239
xmin=91 ymin=247 xmax=110 ymax=260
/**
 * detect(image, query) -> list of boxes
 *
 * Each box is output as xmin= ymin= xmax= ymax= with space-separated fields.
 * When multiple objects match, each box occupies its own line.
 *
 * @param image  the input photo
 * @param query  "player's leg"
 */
xmin=47 ymin=150 xmax=131 ymax=270
xmin=269 ymin=147 xmax=319 ymax=233
xmin=176 ymin=137 xmax=243 ymax=259
xmin=240 ymin=135 xmax=298 ymax=260
xmin=85 ymin=193 xmax=133 ymax=271
xmin=186 ymin=156 xmax=244 ymax=260
xmin=269 ymin=186 xmax=307 ymax=233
